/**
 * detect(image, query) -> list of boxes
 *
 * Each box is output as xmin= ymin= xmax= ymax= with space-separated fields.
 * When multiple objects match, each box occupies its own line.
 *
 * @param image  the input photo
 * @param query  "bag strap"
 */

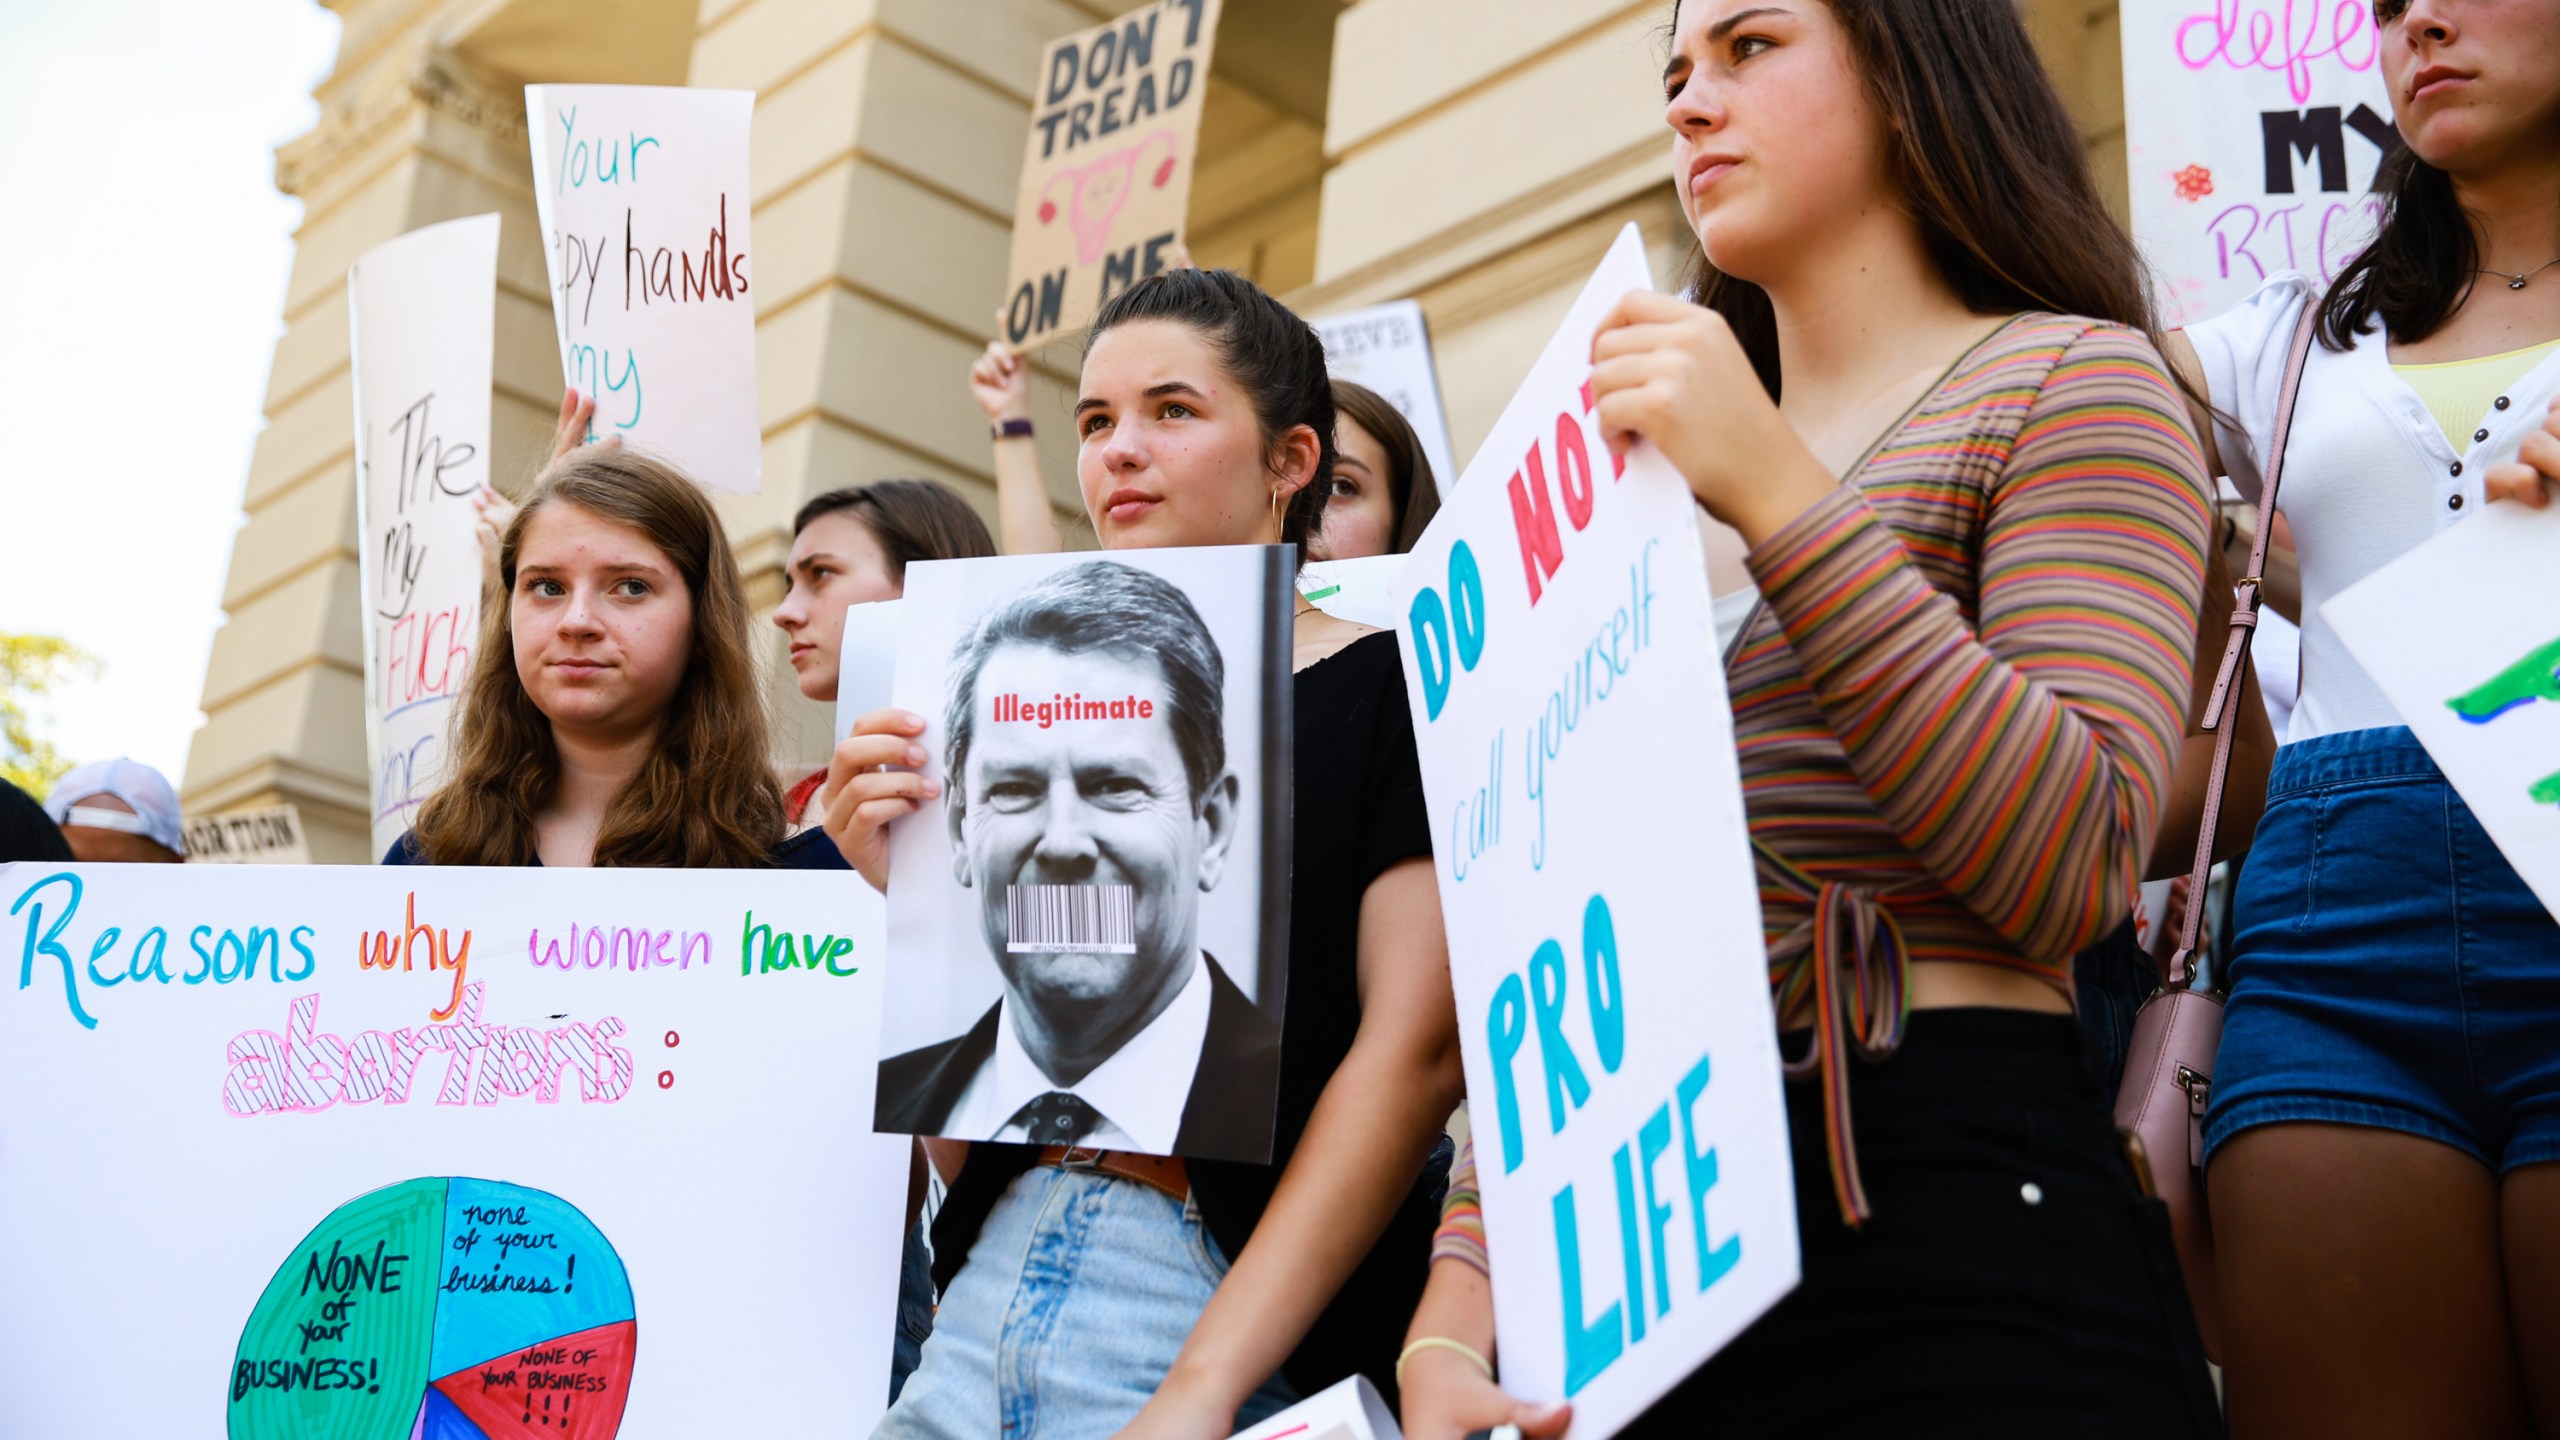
xmin=2163 ymin=297 xmax=2321 ymax=991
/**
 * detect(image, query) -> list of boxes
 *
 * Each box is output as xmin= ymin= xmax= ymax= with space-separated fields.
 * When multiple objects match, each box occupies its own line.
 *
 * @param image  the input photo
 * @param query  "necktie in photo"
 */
xmin=1011 ymin=1089 xmax=1103 ymax=1145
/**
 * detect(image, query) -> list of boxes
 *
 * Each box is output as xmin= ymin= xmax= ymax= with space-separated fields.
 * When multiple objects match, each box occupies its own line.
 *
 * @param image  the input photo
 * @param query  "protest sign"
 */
xmin=348 ymin=215 xmax=499 ymax=861
xmin=1312 ymin=299 xmax=1459 ymax=497
xmin=1230 ymin=1375 xmax=1400 ymax=1440
xmin=2120 ymin=1 xmax=2396 ymax=326
xmin=1002 ymin=0 xmax=1223 ymax=350
xmin=0 ymin=863 xmax=906 ymax=1437
xmin=1296 ymin=554 xmax=1404 ymax=631
xmin=2325 ymin=501 xmax=2560 ymax=923
xmin=526 ymin=85 xmax=760 ymax=492
xmin=184 ymin=804 xmax=313 ymax=865
xmin=1388 ymin=224 xmax=1794 ymax=1435
xmin=875 ymin=547 xmax=1290 ymax=1163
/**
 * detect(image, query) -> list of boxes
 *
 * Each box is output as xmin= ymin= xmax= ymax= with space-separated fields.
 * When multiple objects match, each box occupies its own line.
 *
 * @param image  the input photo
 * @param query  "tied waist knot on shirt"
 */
xmin=1758 ymin=840 xmax=1921 ymax=1229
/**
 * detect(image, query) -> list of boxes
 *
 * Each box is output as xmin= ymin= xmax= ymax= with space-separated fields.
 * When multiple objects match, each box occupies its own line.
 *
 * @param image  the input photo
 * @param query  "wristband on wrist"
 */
xmin=993 ymin=417 xmax=1035 ymax=441
xmin=1395 ymin=1335 xmax=1494 ymax=1389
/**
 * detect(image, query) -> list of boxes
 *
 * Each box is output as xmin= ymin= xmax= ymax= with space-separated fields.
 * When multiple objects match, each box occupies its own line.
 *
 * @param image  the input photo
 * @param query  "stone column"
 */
xmin=184 ymin=6 xmax=570 ymax=863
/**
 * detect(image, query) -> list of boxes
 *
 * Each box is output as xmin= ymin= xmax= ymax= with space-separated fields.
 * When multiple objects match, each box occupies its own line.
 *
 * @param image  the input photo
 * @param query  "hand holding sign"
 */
xmin=2483 ymin=396 xmax=2560 ymax=509
xmin=1587 ymin=290 xmax=1838 ymax=546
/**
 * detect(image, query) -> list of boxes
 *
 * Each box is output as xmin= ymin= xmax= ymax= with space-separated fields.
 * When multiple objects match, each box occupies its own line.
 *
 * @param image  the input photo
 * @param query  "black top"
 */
xmin=923 ymin=629 xmax=1441 ymax=1399
xmin=875 ymin=953 xmax=1282 ymax=1157
xmin=382 ymin=825 xmax=850 ymax=869
xmin=0 ymin=779 xmax=74 ymax=863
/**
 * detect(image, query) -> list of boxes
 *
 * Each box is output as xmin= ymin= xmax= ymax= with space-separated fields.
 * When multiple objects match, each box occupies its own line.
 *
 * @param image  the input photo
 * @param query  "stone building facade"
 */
xmin=182 ymin=0 xmax=2129 ymax=861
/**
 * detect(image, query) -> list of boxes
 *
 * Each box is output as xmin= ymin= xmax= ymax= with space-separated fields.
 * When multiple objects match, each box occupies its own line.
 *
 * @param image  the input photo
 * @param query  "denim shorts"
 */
xmin=874 ymin=1165 xmax=1298 ymax=1440
xmin=2204 ymin=726 xmax=2560 ymax=1172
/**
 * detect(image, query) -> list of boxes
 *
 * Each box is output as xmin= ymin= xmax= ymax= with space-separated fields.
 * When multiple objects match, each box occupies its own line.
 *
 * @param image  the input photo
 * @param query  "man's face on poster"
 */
xmin=953 ymin=641 xmax=1238 ymax=1027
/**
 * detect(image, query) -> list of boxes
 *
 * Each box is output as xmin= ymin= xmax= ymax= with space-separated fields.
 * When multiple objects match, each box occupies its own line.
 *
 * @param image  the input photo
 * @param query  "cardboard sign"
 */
xmin=526 ymin=85 xmax=760 ymax=492
xmin=1388 ymin=225 xmax=1795 ymax=1436
xmin=2325 ymin=501 xmax=2560 ymax=923
xmin=2120 ymin=0 xmax=2397 ymax=326
xmin=0 ymin=863 xmax=906 ymax=1437
xmin=1001 ymin=0 xmax=1223 ymax=350
xmin=875 ymin=547 xmax=1291 ymax=1163
xmin=1312 ymin=300 xmax=1459 ymax=498
xmin=348 ymin=215 xmax=500 ymax=861
xmin=184 ymin=805 xmax=313 ymax=865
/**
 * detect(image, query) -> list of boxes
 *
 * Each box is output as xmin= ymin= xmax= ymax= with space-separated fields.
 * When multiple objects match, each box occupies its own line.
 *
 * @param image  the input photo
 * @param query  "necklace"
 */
xmin=2478 ymin=256 xmax=2560 ymax=291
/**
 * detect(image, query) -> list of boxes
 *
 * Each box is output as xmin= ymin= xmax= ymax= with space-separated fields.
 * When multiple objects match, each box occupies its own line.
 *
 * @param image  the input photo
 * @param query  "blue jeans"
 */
xmin=2205 ymin=726 xmax=2560 ymax=1171
xmin=875 ymin=1166 xmax=1298 ymax=1440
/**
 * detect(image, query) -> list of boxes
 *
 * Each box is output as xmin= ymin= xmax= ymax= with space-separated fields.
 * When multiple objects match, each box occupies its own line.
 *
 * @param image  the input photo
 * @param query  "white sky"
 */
xmin=0 ymin=0 xmax=341 ymax=791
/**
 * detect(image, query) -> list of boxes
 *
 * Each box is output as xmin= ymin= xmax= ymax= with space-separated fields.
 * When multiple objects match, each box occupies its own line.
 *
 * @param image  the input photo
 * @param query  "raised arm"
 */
xmin=970 ymin=337 xmax=1066 ymax=555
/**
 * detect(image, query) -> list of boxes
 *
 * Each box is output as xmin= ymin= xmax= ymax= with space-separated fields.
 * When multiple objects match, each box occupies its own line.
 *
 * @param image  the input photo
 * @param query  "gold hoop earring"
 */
xmin=1269 ymin=488 xmax=1281 ymax=539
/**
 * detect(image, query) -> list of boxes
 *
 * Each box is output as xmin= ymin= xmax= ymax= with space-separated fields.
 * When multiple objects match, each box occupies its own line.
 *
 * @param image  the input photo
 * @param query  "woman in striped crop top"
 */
xmin=1397 ymin=3 xmax=2225 ymax=1436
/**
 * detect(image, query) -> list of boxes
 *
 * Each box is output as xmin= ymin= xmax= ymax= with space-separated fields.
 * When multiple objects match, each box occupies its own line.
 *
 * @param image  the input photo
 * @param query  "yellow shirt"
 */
xmin=2393 ymin=339 xmax=2560 ymax=450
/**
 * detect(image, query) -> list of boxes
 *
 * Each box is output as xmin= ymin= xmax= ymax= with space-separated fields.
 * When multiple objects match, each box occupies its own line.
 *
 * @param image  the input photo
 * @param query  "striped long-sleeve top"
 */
xmin=1436 ymin=314 xmax=2214 ymax=1258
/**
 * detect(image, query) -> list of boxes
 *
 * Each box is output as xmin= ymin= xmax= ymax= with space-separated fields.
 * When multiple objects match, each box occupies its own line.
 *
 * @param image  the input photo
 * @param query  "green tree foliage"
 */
xmin=0 ymin=633 xmax=95 ymax=798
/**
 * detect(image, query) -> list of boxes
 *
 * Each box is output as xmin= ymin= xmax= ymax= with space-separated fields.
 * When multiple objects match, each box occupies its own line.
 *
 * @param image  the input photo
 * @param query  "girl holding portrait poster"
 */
xmin=836 ymin=268 xmax=1465 ymax=1439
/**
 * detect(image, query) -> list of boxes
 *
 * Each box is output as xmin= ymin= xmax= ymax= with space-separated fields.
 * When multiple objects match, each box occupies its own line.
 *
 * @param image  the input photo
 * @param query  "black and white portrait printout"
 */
xmin=873 ymin=546 xmax=1292 ymax=1164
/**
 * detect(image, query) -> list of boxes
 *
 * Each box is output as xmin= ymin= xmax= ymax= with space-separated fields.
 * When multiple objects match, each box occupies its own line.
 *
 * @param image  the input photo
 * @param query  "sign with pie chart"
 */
xmin=228 ymin=1177 xmax=636 ymax=1439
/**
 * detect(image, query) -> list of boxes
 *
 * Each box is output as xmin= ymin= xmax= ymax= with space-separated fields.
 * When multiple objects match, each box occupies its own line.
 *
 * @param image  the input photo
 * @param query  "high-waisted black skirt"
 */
xmin=1620 ymin=1008 xmax=2223 ymax=1439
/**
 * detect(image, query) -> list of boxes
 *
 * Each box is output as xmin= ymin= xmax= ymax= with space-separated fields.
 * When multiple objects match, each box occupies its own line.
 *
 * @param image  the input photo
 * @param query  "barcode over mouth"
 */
xmin=1006 ymin=885 xmax=1138 ymax=954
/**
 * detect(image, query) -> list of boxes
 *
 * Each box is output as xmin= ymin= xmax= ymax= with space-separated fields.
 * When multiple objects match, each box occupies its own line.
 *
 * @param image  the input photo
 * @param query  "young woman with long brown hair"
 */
xmin=2161 ymin=2 xmax=2560 ymax=1432
xmin=388 ymin=447 xmax=818 ymax=870
xmin=1401 ymin=1 xmax=2225 ymax=1434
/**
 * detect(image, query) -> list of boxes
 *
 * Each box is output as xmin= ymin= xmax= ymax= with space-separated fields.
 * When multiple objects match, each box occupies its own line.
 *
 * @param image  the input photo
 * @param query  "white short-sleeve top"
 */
xmin=2185 ymin=271 xmax=2560 ymax=741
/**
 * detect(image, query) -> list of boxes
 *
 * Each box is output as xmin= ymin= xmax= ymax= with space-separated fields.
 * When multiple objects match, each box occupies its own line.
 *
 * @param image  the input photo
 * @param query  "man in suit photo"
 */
xmin=876 ymin=561 xmax=1280 ymax=1163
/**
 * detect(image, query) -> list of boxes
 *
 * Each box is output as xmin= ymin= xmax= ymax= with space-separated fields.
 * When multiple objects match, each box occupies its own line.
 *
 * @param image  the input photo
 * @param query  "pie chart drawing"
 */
xmin=228 ymin=1177 xmax=636 ymax=1440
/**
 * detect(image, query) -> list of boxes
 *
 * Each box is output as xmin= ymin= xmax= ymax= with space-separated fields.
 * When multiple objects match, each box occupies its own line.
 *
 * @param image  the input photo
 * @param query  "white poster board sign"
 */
xmin=526 ymin=85 xmax=760 ymax=493
xmin=349 ymin=215 xmax=500 ymax=861
xmin=2120 ymin=1 xmax=2396 ymax=327
xmin=0 ymin=863 xmax=907 ymax=1437
xmin=1312 ymin=300 xmax=1459 ymax=496
xmin=1296 ymin=554 xmax=1404 ymax=631
xmin=1230 ymin=1375 xmax=1400 ymax=1440
xmin=2325 ymin=501 xmax=2560 ymax=922
xmin=184 ymin=804 xmax=313 ymax=865
xmin=1388 ymin=225 xmax=1794 ymax=1436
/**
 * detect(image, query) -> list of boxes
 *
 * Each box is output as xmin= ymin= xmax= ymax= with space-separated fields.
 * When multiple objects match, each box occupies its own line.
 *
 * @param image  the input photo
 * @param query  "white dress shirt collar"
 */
xmin=963 ymin=952 xmax=1212 ymax=1155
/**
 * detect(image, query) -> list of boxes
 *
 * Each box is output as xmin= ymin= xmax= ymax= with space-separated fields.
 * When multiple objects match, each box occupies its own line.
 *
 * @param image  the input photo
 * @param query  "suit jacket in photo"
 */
xmin=873 ymin=953 xmax=1281 ymax=1164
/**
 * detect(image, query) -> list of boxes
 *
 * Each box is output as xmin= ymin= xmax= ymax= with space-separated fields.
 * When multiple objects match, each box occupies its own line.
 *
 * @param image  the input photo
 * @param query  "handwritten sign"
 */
xmin=2121 ymin=0 xmax=2397 ymax=326
xmin=0 ymin=863 xmax=906 ymax=1436
xmin=349 ymin=215 xmax=499 ymax=861
xmin=1312 ymin=300 xmax=1458 ymax=497
xmin=526 ymin=85 xmax=760 ymax=492
xmin=184 ymin=805 xmax=313 ymax=865
xmin=1002 ymin=0 xmax=1223 ymax=350
xmin=2325 ymin=501 xmax=2560 ymax=924
xmin=1388 ymin=225 xmax=1794 ymax=1436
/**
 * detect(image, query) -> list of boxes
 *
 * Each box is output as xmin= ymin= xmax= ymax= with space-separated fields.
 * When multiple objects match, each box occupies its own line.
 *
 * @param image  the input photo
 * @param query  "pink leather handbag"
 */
xmin=2113 ymin=298 xmax=2318 ymax=1364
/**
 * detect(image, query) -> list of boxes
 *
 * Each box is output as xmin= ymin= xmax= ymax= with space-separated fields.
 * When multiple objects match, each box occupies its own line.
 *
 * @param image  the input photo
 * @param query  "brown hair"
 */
xmin=411 ymin=451 xmax=785 ymax=867
xmin=792 ymin=478 xmax=998 ymax=574
xmin=1330 ymin=380 xmax=1443 ymax=554
xmin=1088 ymin=267 xmax=1339 ymax=551
xmin=1671 ymin=0 xmax=2163 ymax=399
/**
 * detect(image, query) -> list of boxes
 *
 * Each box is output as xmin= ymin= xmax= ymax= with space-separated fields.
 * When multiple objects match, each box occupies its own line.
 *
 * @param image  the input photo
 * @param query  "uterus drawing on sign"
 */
xmin=2448 ymin=634 xmax=2560 ymax=809
xmin=1038 ymin=131 xmax=1179 ymax=264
